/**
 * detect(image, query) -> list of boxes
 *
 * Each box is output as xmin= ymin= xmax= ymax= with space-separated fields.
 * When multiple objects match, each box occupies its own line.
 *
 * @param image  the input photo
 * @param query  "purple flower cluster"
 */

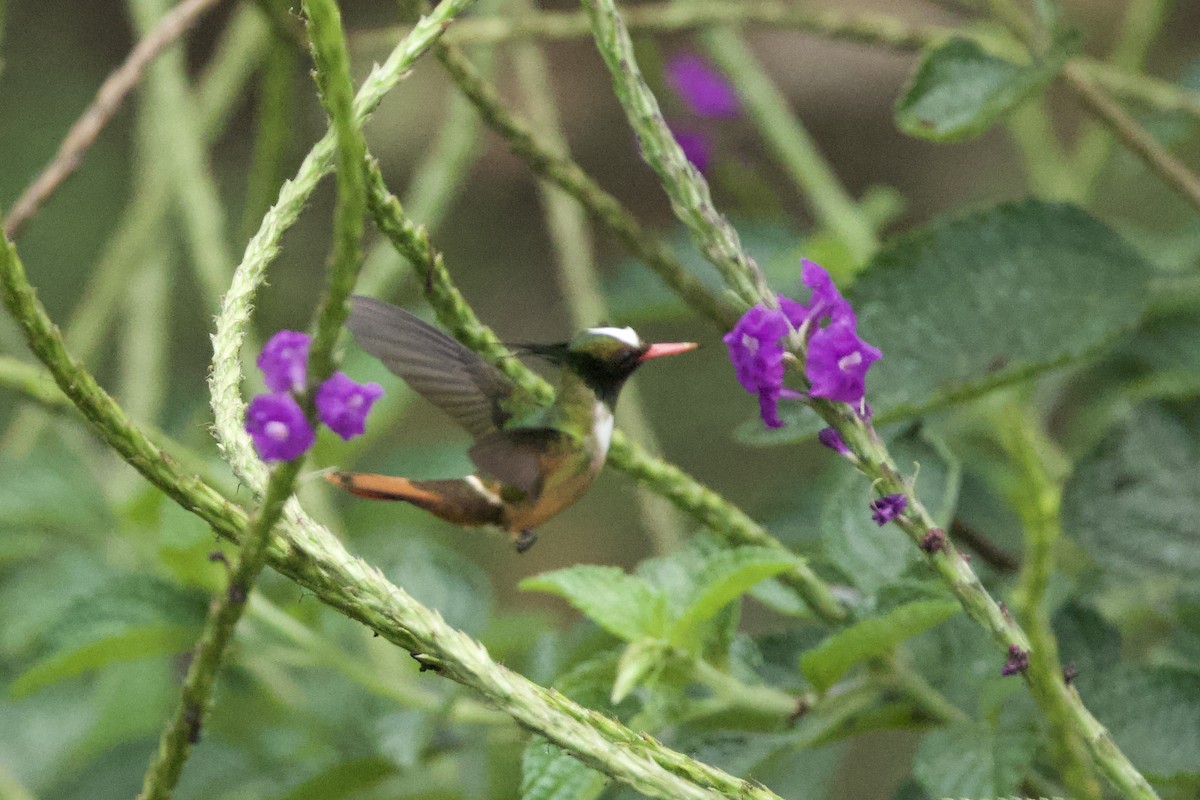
xmin=1001 ymin=645 xmax=1030 ymax=677
xmin=664 ymin=52 xmax=739 ymax=174
xmin=869 ymin=493 xmax=908 ymax=526
xmin=245 ymin=330 xmax=383 ymax=462
xmin=723 ymin=260 xmax=881 ymax=428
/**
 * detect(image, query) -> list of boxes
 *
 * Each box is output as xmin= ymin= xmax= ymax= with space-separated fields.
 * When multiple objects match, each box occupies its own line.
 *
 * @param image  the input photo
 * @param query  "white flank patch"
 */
xmin=465 ymin=474 xmax=502 ymax=504
xmin=588 ymin=326 xmax=641 ymax=348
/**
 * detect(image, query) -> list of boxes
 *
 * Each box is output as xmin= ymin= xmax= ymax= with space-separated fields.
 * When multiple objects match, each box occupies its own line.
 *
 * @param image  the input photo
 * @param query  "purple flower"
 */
xmin=672 ymin=126 xmax=713 ymax=173
xmin=869 ymin=493 xmax=907 ymax=525
xmin=724 ymin=305 xmax=794 ymax=428
xmin=806 ymin=320 xmax=881 ymax=403
xmin=258 ymin=330 xmax=311 ymax=393
xmin=246 ymin=393 xmax=315 ymax=462
xmin=1001 ymin=645 xmax=1030 ymax=677
xmin=316 ymin=371 xmax=383 ymax=440
xmin=817 ymin=427 xmax=849 ymax=455
xmin=800 ymin=260 xmax=855 ymax=329
xmin=666 ymin=53 xmax=740 ymax=119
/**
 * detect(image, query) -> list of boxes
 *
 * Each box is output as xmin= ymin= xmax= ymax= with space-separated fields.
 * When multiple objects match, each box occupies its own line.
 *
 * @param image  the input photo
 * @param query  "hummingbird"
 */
xmin=326 ymin=296 xmax=698 ymax=552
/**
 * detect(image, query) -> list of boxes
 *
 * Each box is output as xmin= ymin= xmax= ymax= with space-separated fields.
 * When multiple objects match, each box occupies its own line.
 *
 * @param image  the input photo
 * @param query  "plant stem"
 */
xmin=361 ymin=1 xmax=957 ymax=52
xmin=3 ymin=0 xmax=226 ymax=240
xmin=580 ymin=0 xmax=767 ymax=308
xmin=240 ymin=31 xmax=298 ymax=244
xmin=435 ymin=42 xmax=739 ymax=326
xmin=509 ymin=11 xmax=687 ymax=554
xmin=692 ymin=24 xmax=879 ymax=268
xmin=1064 ymin=62 xmax=1200 ymax=217
xmin=999 ymin=401 xmax=1100 ymax=800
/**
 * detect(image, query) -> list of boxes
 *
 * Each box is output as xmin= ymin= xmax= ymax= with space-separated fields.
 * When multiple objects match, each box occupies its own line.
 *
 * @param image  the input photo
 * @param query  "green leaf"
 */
xmin=275 ymin=757 xmax=396 ymax=800
xmin=1079 ymin=665 xmax=1200 ymax=779
xmin=0 ymin=443 xmax=110 ymax=534
xmin=520 ymin=737 xmax=607 ymax=800
xmin=11 ymin=624 xmax=200 ymax=697
xmin=611 ymin=637 xmax=668 ymax=703
xmin=366 ymin=535 xmax=493 ymax=636
xmin=800 ymin=600 xmax=960 ymax=691
xmin=667 ymin=547 xmax=800 ymax=648
xmin=741 ymin=201 xmax=1152 ymax=444
xmin=1062 ymin=405 xmax=1200 ymax=578
xmin=521 ymin=566 xmax=666 ymax=641
xmin=912 ymin=714 xmax=1038 ymax=798
xmin=896 ymin=38 xmax=1063 ymax=142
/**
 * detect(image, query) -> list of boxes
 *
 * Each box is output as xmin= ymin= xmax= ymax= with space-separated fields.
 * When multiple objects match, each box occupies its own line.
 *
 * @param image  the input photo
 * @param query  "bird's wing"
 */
xmin=346 ymin=296 xmax=517 ymax=437
xmin=468 ymin=427 xmax=574 ymax=499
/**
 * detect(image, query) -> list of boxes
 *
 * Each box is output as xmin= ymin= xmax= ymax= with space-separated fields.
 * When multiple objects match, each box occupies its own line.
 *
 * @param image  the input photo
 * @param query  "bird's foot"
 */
xmin=513 ymin=529 xmax=537 ymax=553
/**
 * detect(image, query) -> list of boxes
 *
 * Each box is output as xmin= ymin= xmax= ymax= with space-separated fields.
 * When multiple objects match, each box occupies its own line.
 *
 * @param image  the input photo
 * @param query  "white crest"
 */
xmin=587 ymin=326 xmax=641 ymax=348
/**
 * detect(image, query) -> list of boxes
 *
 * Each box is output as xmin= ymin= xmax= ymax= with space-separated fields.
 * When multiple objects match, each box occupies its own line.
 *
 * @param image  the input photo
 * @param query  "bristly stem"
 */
xmin=580 ymin=0 xmax=768 ymax=308
xmin=508 ymin=15 xmax=688 ymax=554
xmin=3 ymin=0 xmax=226 ymax=240
xmin=434 ymin=41 xmax=739 ymax=327
xmin=140 ymin=0 xmax=368 ymax=795
xmin=693 ymin=25 xmax=879 ymax=268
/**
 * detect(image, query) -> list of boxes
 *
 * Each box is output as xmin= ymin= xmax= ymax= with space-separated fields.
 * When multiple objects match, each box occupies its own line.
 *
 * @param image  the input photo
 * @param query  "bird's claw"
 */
xmin=514 ymin=529 xmax=537 ymax=553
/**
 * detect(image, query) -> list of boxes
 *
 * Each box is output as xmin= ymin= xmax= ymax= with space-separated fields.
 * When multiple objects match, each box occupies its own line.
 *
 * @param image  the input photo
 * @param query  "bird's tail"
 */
xmin=325 ymin=471 xmax=504 ymax=527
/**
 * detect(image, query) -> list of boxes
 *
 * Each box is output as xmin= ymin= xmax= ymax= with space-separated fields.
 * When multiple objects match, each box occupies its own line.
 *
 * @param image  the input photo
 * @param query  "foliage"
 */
xmin=1 ymin=1 xmax=1199 ymax=800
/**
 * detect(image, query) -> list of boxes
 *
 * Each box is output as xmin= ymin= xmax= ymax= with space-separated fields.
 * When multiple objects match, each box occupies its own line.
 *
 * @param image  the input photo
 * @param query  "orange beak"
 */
xmin=639 ymin=341 xmax=699 ymax=362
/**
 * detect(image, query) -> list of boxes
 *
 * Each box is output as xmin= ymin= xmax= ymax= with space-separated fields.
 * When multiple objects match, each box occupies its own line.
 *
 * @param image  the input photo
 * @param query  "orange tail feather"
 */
xmin=325 ymin=471 xmax=440 ymax=505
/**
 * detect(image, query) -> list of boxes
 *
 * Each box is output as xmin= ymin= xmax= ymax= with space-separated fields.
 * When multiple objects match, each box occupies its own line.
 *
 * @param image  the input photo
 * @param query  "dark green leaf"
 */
xmin=1079 ymin=665 xmax=1200 ymax=779
xmin=521 ymin=566 xmax=666 ymax=641
xmin=1062 ymin=404 xmax=1200 ymax=577
xmin=800 ymin=600 xmax=960 ymax=691
xmin=520 ymin=737 xmax=607 ymax=800
xmin=896 ymin=38 xmax=1063 ymax=141
xmin=912 ymin=713 xmax=1038 ymax=798
xmin=742 ymin=201 xmax=1152 ymax=444
xmin=0 ymin=444 xmax=110 ymax=534
xmin=368 ymin=536 xmax=493 ymax=636
xmin=275 ymin=757 xmax=396 ymax=800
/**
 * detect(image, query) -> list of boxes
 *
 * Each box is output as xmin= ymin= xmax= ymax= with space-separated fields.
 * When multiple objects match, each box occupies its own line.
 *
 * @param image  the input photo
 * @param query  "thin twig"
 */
xmin=3 ymin=0 xmax=226 ymax=239
xmin=1064 ymin=63 xmax=1200 ymax=216
xmin=949 ymin=517 xmax=1020 ymax=573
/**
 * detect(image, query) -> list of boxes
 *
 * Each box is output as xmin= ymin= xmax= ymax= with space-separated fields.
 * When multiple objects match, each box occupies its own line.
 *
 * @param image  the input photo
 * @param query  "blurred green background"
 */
xmin=2 ymin=0 xmax=1199 ymax=798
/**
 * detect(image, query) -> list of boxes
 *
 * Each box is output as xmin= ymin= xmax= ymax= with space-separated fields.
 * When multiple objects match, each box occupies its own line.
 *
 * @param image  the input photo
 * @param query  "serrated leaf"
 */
xmin=896 ymin=38 xmax=1063 ymax=141
xmin=1062 ymin=404 xmax=1200 ymax=577
xmin=800 ymin=600 xmax=960 ymax=691
xmin=667 ymin=547 xmax=799 ymax=648
xmin=44 ymin=575 xmax=208 ymax=654
xmin=521 ymin=566 xmax=666 ymax=641
xmin=1079 ymin=665 xmax=1200 ymax=779
xmin=741 ymin=201 xmax=1152 ymax=445
xmin=521 ymin=737 xmax=607 ymax=800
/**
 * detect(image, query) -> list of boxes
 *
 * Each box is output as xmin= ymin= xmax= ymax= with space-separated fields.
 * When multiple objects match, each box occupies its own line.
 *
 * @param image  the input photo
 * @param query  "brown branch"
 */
xmin=1063 ymin=63 xmax=1200 ymax=217
xmin=949 ymin=517 xmax=1021 ymax=573
xmin=3 ymin=0 xmax=227 ymax=240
